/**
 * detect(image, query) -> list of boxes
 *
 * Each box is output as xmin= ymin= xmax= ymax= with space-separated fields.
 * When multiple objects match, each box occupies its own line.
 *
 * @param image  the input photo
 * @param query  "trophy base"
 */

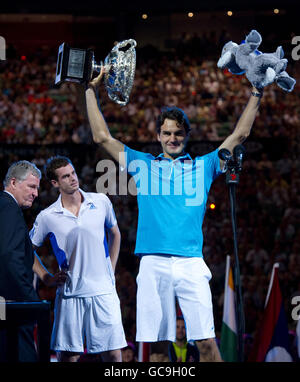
xmin=55 ymin=43 xmax=94 ymax=85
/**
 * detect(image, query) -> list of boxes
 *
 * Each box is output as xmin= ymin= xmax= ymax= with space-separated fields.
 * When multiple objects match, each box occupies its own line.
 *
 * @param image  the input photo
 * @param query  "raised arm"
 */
xmin=85 ymin=69 xmax=126 ymax=167
xmin=218 ymin=86 xmax=262 ymax=167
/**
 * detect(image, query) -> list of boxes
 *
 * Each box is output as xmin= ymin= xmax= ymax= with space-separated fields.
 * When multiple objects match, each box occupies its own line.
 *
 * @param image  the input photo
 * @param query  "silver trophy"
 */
xmin=55 ymin=39 xmax=137 ymax=106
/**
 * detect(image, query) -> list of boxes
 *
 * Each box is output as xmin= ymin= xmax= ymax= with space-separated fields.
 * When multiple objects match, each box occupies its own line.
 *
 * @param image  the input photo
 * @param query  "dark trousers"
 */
xmin=18 ymin=322 xmax=38 ymax=362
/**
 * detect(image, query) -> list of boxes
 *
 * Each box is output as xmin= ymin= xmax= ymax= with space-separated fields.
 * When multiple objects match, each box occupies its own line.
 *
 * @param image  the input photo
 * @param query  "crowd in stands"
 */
xmin=1 ymin=36 xmax=300 ymax=360
xmin=1 ymin=39 xmax=300 ymax=147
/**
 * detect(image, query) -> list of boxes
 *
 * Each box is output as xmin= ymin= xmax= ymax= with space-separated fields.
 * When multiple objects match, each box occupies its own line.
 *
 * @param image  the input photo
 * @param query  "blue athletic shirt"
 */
xmin=124 ymin=145 xmax=223 ymax=258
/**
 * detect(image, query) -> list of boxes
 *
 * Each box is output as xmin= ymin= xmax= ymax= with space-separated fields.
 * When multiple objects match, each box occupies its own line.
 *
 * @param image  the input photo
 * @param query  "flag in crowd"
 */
xmin=248 ymin=263 xmax=293 ymax=362
xmin=220 ymin=255 xmax=238 ymax=362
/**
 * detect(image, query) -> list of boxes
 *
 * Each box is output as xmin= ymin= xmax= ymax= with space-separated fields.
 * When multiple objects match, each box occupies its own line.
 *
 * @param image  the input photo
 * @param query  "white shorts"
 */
xmin=51 ymin=290 xmax=127 ymax=353
xmin=136 ymin=255 xmax=215 ymax=342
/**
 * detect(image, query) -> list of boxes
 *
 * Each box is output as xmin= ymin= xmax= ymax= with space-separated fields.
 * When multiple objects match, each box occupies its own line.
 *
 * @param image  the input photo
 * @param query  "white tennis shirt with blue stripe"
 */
xmin=124 ymin=145 xmax=222 ymax=258
xmin=29 ymin=189 xmax=117 ymax=297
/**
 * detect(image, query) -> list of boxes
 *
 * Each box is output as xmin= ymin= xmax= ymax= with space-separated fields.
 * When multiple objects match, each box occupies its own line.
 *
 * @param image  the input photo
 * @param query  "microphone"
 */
xmin=218 ymin=148 xmax=232 ymax=162
xmin=218 ymin=148 xmax=232 ymax=172
xmin=233 ymin=145 xmax=245 ymax=171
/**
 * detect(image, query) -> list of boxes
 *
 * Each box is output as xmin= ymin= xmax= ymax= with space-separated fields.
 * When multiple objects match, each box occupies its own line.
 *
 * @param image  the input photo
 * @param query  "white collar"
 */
xmin=53 ymin=188 xmax=95 ymax=213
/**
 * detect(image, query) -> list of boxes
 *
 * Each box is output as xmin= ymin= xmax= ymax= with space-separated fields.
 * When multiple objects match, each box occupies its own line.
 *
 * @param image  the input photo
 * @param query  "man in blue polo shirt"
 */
xmin=124 ymin=130 xmax=220 ymax=257
xmin=85 ymin=68 xmax=262 ymax=361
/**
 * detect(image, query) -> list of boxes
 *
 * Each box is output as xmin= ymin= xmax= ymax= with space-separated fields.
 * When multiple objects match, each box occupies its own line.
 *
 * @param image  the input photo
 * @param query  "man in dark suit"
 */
xmin=0 ymin=160 xmax=41 ymax=362
xmin=0 ymin=160 xmax=68 ymax=362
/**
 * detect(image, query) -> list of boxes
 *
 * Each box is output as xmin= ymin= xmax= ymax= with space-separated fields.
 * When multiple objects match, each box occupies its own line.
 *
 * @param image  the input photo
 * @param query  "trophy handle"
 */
xmin=92 ymin=54 xmax=102 ymax=74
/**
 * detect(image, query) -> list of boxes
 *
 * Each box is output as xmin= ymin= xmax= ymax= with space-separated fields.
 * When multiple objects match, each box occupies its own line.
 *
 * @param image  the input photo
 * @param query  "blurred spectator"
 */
xmin=168 ymin=317 xmax=199 ymax=362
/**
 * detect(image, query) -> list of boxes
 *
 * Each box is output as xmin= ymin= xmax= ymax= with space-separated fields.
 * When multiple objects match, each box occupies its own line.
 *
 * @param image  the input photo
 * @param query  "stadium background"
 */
xmin=0 ymin=0 xmax=300 ymax=361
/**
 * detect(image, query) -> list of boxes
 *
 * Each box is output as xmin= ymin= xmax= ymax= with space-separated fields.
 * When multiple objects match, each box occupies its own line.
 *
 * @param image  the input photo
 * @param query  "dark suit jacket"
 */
xmin=0 ymin=191 xmax=39 ymax=301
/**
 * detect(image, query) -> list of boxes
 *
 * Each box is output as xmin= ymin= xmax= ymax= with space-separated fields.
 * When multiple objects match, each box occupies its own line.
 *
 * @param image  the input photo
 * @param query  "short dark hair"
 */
xmin=44 ymin=156 xmax=73 ymax=181
xmin=156 ymin=106 xmax=191 ymax=135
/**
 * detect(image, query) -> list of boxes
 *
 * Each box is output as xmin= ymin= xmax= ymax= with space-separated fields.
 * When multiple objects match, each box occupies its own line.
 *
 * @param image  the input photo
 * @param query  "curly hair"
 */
xmin=156 ymin=106 xmax=191 ymax=135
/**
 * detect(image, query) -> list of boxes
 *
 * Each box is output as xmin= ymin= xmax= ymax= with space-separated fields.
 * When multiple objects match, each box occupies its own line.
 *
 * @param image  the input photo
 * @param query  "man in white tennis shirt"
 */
xmin=30 ymin=156 xmax=127 ymax=362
